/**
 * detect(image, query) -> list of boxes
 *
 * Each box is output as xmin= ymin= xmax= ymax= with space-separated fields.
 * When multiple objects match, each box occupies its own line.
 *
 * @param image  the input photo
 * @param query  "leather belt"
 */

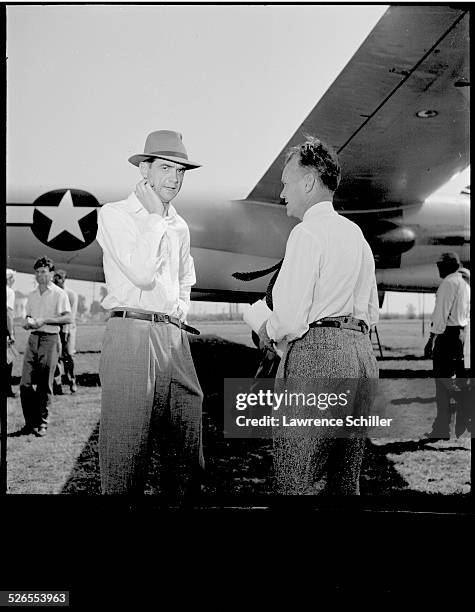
xmin=309 ymin=315 xmax=368 ymax=333
xmin=110 ymin=309 xmax=200 ymax=335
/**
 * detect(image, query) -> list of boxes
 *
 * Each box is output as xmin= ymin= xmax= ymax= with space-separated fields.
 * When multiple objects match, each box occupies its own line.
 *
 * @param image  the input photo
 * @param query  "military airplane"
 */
xmin=6 ymin=5 xmax=470 ymax=303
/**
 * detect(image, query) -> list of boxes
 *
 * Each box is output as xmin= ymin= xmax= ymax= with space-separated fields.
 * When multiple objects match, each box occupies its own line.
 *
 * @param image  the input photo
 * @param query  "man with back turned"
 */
xmin=258 ymin=136 xmax=379 ymax=495
xmin=423 ymin=252 xmax=470 ymax=441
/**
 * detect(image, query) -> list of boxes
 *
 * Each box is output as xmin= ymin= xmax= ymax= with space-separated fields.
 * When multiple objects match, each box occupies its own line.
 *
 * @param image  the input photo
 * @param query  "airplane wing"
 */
xmin=6 ymin=5 xmax=469 ymax=296
xmin=247 ymin=5 xmax=470 ymax=213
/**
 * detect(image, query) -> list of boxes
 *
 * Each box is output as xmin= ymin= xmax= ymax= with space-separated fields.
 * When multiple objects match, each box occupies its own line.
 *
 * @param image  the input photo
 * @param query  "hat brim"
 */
xmin=128 ymin=153 xmax=201 ymax=169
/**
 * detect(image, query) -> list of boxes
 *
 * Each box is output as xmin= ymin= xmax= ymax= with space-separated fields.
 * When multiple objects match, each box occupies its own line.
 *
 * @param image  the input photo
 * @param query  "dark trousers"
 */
xmin=7 ymin=361 xmax=14 ymax=394
xmin=431 ymin=326 xmax=466 ymax=437
xmin=20 ymin=332 xmax=61 ymax=429
xmin=54 ymin=329 xmax=76 ymax=387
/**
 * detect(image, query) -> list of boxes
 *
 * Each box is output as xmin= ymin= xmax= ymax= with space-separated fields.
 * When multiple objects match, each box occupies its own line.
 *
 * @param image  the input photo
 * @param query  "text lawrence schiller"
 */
xmin=235 ymin=415 xmax=393 ymax=427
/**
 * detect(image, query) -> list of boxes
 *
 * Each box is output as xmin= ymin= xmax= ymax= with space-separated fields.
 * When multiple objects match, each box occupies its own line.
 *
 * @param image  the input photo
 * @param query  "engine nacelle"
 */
xmin=363 ymin=220 xmax=416 ymax=256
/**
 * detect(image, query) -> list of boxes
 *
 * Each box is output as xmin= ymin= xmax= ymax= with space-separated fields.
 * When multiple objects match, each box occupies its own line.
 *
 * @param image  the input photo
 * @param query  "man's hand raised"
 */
xmin=135 ymin=179 xmax=165 ymax=216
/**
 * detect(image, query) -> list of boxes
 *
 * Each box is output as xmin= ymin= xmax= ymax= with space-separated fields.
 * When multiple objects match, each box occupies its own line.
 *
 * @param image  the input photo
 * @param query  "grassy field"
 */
xmin=5 ymin=319 xmax=471 ymax=497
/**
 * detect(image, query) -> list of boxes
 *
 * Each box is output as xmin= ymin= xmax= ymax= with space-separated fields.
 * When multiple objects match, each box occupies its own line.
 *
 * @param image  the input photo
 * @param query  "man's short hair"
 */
xmin=436 ymin=251 xmax=460 ymax=275
xmin=6 ymin=268 xmax=15 ymax=279
xmin=285 ymin=136 xmax=341 ymax=192
xmin=437 ymin=251 xmax=461 ymax=266
xmin=54 ymin=269 xmax=67 ymax=280
xmin=33 ymin=256 xmax=55 ymax=272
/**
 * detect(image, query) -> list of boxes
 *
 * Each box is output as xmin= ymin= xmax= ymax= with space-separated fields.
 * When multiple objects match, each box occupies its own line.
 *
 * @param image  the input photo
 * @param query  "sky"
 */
xmin=6 ymin=4 xmax=469 ymax=315
xmin=7 ymin=4 xmax=390 ymax=202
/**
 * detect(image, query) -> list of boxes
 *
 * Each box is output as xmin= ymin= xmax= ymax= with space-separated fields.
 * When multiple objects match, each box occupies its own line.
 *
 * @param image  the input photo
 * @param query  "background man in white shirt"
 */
xmin=258 ymin=136 xmax=379 ymax=495
xmin=96 ymin=130 xmax=204 ymax=499
xmin=459 ymin=267 xmax=471 ymax=372
xmin=53 ymin=270 xmax=78 ymax=394
xmin=18 ymin=257 xmax=71 ymax=437
xmin=6 ymin=268 xmax=17 ymax=398
xmin=423 ymin=252 xmax=470 ymax=440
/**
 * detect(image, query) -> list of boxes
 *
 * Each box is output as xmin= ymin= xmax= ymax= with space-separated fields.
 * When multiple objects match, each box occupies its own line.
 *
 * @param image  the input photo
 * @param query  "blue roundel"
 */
xmin=32 ymin=189 xmax=99 ymax=251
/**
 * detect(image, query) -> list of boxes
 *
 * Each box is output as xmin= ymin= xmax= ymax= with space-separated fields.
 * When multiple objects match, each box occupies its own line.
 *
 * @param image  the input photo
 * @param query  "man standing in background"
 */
xmin=53 ymin=269 xmax=78 ymax=394
xmin=424 ymin=252 xmax=470 ymax=440
xmin=17 ymin=257 xmax=71 ymax=437
xmin=6 ymin=269 xmax=17 ymax=398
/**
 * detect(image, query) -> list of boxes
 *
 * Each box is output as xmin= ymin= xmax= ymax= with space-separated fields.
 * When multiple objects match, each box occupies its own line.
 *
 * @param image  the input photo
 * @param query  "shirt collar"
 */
xmin=35 ymin=282 xmax=53 ymax=295
xmin=302 ymin=200 xmax=335 ymax=222
xmin=125 ymin=192 xmax=177 ymax=219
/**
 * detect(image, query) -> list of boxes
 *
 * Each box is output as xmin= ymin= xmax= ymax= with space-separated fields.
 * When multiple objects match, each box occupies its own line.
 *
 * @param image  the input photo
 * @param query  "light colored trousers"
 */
xmin=273 ymin=326 xmax=379 ymax=495
xmin=98 ymin=316 xmax=204 ymax=497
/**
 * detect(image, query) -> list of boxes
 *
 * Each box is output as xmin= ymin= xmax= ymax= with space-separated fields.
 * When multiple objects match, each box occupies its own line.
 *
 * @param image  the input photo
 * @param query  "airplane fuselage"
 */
xmin=6 ymin=191 xmax=470 ymax=301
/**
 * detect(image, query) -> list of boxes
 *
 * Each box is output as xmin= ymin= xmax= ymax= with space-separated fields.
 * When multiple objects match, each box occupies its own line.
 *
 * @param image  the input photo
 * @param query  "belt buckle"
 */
xmin=155 ymin=313 xmax=169 ymax=324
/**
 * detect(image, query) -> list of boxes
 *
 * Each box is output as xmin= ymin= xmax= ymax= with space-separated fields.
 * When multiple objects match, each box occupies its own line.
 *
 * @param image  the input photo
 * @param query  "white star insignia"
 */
xmin=36 ymin=190 xmax=96 ymax=242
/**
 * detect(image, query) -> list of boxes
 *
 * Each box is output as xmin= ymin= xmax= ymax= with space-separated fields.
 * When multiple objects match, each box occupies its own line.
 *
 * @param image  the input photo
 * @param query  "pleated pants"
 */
xmin=98 ymin=316 xmax=204 ymax=498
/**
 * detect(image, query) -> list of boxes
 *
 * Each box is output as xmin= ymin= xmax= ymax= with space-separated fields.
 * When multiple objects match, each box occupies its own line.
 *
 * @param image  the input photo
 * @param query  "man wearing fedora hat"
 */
xmin=423 ymin=251 xmax=470 ymax=441
xmin=96 ymin=130 xmax=204 ymax=499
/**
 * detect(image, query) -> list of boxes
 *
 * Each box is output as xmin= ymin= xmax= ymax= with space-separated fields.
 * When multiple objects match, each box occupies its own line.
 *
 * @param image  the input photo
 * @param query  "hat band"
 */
xmin=147 ymin=150 xmax=188 ymax=160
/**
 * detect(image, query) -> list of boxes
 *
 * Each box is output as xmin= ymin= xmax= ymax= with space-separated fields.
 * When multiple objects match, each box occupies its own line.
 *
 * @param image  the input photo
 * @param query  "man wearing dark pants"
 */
xmin=423 ymin=252 xmax=470 ymax=441
xmin=97 ymin=130 xmax=204 ymax=499
xmin=53 ymin=269 xmax=78 ymax=394
xmin=258 ymin=137 xmax=379 ymax=495
xmin=19 ymin=257 xmax=71 ymax=437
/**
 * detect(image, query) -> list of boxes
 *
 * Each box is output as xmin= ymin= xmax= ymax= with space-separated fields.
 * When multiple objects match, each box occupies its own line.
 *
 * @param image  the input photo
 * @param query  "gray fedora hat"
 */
xmin=128 ymin=130 xmax=201 ymax=169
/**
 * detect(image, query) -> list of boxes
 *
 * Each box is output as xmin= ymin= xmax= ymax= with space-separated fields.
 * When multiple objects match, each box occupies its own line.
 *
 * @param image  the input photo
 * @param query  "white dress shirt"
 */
xmin=6 ymin=286 xmax=15 ymax=311
xmin=97 ymin=192 xmax=196 ymax=318
xmin=66 ymin=289 xmax=78 ymax=322
xmin=63 ymin=288 xmax=78 ymax=333
xmin=430 ymin=271 xmax=470 ymax=334
xmin=267 ymin=201 xmax=379 ymax=344
xmin=26 ymin=283 xmax=71 ymax=334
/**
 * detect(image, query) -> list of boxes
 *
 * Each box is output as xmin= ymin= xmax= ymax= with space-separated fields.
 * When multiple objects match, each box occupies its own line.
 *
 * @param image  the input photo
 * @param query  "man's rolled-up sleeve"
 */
xmin=266 ymin=225 xmax=320 ymax=344
xmin=57 ymin=291 xmax=71 ymax=315
xmin=97 ymin=205 xmax=168 ymax=289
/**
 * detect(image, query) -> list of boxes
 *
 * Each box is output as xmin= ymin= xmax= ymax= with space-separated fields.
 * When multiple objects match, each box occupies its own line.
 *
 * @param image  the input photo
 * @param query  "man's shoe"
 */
xmin=8 ymin=426 xmax=33 ymax=437
xmin=70 ymin=383 xmax=77 ymax=393
xmin=33 ymin=425 xmax=47 ymax=437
